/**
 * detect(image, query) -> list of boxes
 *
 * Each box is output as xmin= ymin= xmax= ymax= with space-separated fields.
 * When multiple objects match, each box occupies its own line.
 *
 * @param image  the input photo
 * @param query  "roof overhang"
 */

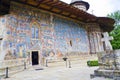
xmin=0 ymin=0 xmax=10 ymax=15
xmin=97 ymin=17 xmax=115 ymax=32
xmin=11 ymin=0 xmax=96 ymax=22
xmin=0 ymin=0 xmax=115 ymax=32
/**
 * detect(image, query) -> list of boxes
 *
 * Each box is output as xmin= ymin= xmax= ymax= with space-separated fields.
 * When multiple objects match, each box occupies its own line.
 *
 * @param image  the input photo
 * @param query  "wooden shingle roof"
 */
xmin=0 ymin=0 xmax=115 ymax=32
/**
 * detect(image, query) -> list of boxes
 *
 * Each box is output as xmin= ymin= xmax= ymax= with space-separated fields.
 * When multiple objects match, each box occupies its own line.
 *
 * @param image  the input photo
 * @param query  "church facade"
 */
xmin=0 ymin=0 xmax=114 ymax=67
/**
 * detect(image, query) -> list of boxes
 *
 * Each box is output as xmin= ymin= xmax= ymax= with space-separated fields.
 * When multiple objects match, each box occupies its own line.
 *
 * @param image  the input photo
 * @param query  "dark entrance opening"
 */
xmin=32 ymin=51 xmax=39 ymax=65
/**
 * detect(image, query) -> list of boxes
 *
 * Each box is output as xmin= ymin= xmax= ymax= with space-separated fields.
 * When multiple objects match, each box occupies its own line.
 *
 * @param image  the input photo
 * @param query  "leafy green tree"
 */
xmin=107 ymin=10 xmax=120 ymax=49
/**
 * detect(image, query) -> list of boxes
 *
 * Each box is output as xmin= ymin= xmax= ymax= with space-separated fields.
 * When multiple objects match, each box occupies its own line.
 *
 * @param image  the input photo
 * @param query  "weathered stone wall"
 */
xmin=0 ymin=16 xmax=8 ymax=60
xmin=97 ymin=49 xmax=120 ymax=70
xmin=0 ymin=58 xmax=27 ymax=77
xmin=93 ymin=50 xmax=120 ymax=78
xmin=86 ymin=23 xmax=103 ymax=54
xmin=114 ymin=50 xmax=120 ymax=70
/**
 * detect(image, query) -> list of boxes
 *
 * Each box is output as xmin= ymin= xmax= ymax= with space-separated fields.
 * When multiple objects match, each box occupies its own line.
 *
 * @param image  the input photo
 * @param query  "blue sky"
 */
xmin=61 ymin=0 xmax=120 ymax=17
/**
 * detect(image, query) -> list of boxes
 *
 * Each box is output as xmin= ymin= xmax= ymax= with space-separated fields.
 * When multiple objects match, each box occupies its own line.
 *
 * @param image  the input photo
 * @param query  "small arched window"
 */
xmin=31 ymin=22 xmax=40 ymax=39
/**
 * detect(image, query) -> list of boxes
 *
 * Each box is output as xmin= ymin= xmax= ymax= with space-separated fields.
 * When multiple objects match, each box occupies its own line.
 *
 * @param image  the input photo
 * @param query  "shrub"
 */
xmin=87 ymin=60 xmax=98 ymax=67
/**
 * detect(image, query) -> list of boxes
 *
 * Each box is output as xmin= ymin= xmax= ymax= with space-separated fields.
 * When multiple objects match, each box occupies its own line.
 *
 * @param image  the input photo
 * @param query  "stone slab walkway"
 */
xmin=1 ymin=63 xmax=112 ymax=80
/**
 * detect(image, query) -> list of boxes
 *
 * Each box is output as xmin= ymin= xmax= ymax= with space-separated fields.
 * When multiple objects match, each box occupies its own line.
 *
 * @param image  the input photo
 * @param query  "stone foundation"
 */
xmin=92 ymin=49 xmax=120 ymax=79
xmin=0 ymin=58 xmax=27 ymax=77
xmin=93 ymin=69 xmax=120 ymax=78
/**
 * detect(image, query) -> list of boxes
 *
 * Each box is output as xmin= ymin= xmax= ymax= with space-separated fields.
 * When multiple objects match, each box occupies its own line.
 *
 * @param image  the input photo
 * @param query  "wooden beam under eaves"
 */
xmin=25 ymin=0 xmax=28 ymax=3
xmin=26 ymin=0 xmax=39 ymax=6
xmin=46 ymin=0 xmax=58 ymax=5
xmin=61 ymin=11 xmax=70 ymax=16
xmin=0 ymin=0 xmax=10 ymax=15
xmin=41 ymin=0 xmax=52 ymax=4
xmin=50 ymin=1 xmax=62 ymax=6
xmin=50 ymin=7 xmax=59 ymax=12
xmin=39 ymin=4 xmax=52 ymax=10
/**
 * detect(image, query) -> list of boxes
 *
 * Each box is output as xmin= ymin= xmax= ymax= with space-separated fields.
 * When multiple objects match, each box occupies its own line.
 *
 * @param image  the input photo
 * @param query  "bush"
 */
xmin=87 ymin=60 xmax=98 ymax=67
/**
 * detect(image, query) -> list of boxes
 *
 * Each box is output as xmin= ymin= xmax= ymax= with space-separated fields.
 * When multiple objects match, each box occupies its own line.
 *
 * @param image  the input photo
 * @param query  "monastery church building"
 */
xmin=0 ymin=0 xmax=114 ymax=68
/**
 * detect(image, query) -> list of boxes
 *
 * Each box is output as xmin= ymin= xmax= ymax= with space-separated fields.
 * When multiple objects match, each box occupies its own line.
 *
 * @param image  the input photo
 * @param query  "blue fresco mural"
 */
xmin=54 ymin=17 xmax=89 ymax=54
xmin=1 ymin=2 xmax=89 ymax=60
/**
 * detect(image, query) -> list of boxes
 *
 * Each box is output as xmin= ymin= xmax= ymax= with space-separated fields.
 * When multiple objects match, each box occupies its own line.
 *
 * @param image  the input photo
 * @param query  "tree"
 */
xmin=108 ymin=11 xmax=120 ymax=28
xmin=107 ymin=10 xmax=120 ymax=49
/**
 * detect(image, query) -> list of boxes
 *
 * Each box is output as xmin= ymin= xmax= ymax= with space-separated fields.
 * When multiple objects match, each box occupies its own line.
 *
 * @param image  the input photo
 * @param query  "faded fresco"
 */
xmin=0 ymin=2 xmax=89 ymax=60
xmin=0 ymin=16 xmax=8 ymax=60
xmin=54 ymin=17 xmax=89 ymax=55
xmin=87 ymin=24 xmax=103 ymax=54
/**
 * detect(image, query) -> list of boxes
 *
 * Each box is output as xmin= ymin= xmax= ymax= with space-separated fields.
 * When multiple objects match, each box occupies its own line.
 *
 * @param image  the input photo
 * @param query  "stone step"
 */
xmin=93 ymin=69 xmax=120 ymax=79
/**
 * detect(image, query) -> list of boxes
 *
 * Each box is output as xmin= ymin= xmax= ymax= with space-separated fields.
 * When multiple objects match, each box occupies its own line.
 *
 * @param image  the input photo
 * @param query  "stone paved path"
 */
xmin=1 ymin=63 xmax=112 ymax=80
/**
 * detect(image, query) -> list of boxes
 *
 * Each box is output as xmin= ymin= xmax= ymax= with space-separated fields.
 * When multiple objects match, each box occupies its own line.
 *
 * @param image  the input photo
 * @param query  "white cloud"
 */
xmin=60 ymin=0 xmax=120 ymax=17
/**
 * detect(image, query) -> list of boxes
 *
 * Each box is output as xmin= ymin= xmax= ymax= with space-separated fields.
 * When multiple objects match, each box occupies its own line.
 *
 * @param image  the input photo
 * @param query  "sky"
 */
xmin=61 ymin=0 xmax=120 ymax=17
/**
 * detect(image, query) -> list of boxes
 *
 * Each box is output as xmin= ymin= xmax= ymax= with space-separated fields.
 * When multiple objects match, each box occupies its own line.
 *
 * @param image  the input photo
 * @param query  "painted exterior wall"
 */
xmin=54 ymin=17 xmax=89 ymax=55
xmin=0 ymin=16 xmax=8 ymax=60
xmin=87 ymin=24 xmax=104 ymax=54
xmin=0 ymin=2 xmax=90 ymax=60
